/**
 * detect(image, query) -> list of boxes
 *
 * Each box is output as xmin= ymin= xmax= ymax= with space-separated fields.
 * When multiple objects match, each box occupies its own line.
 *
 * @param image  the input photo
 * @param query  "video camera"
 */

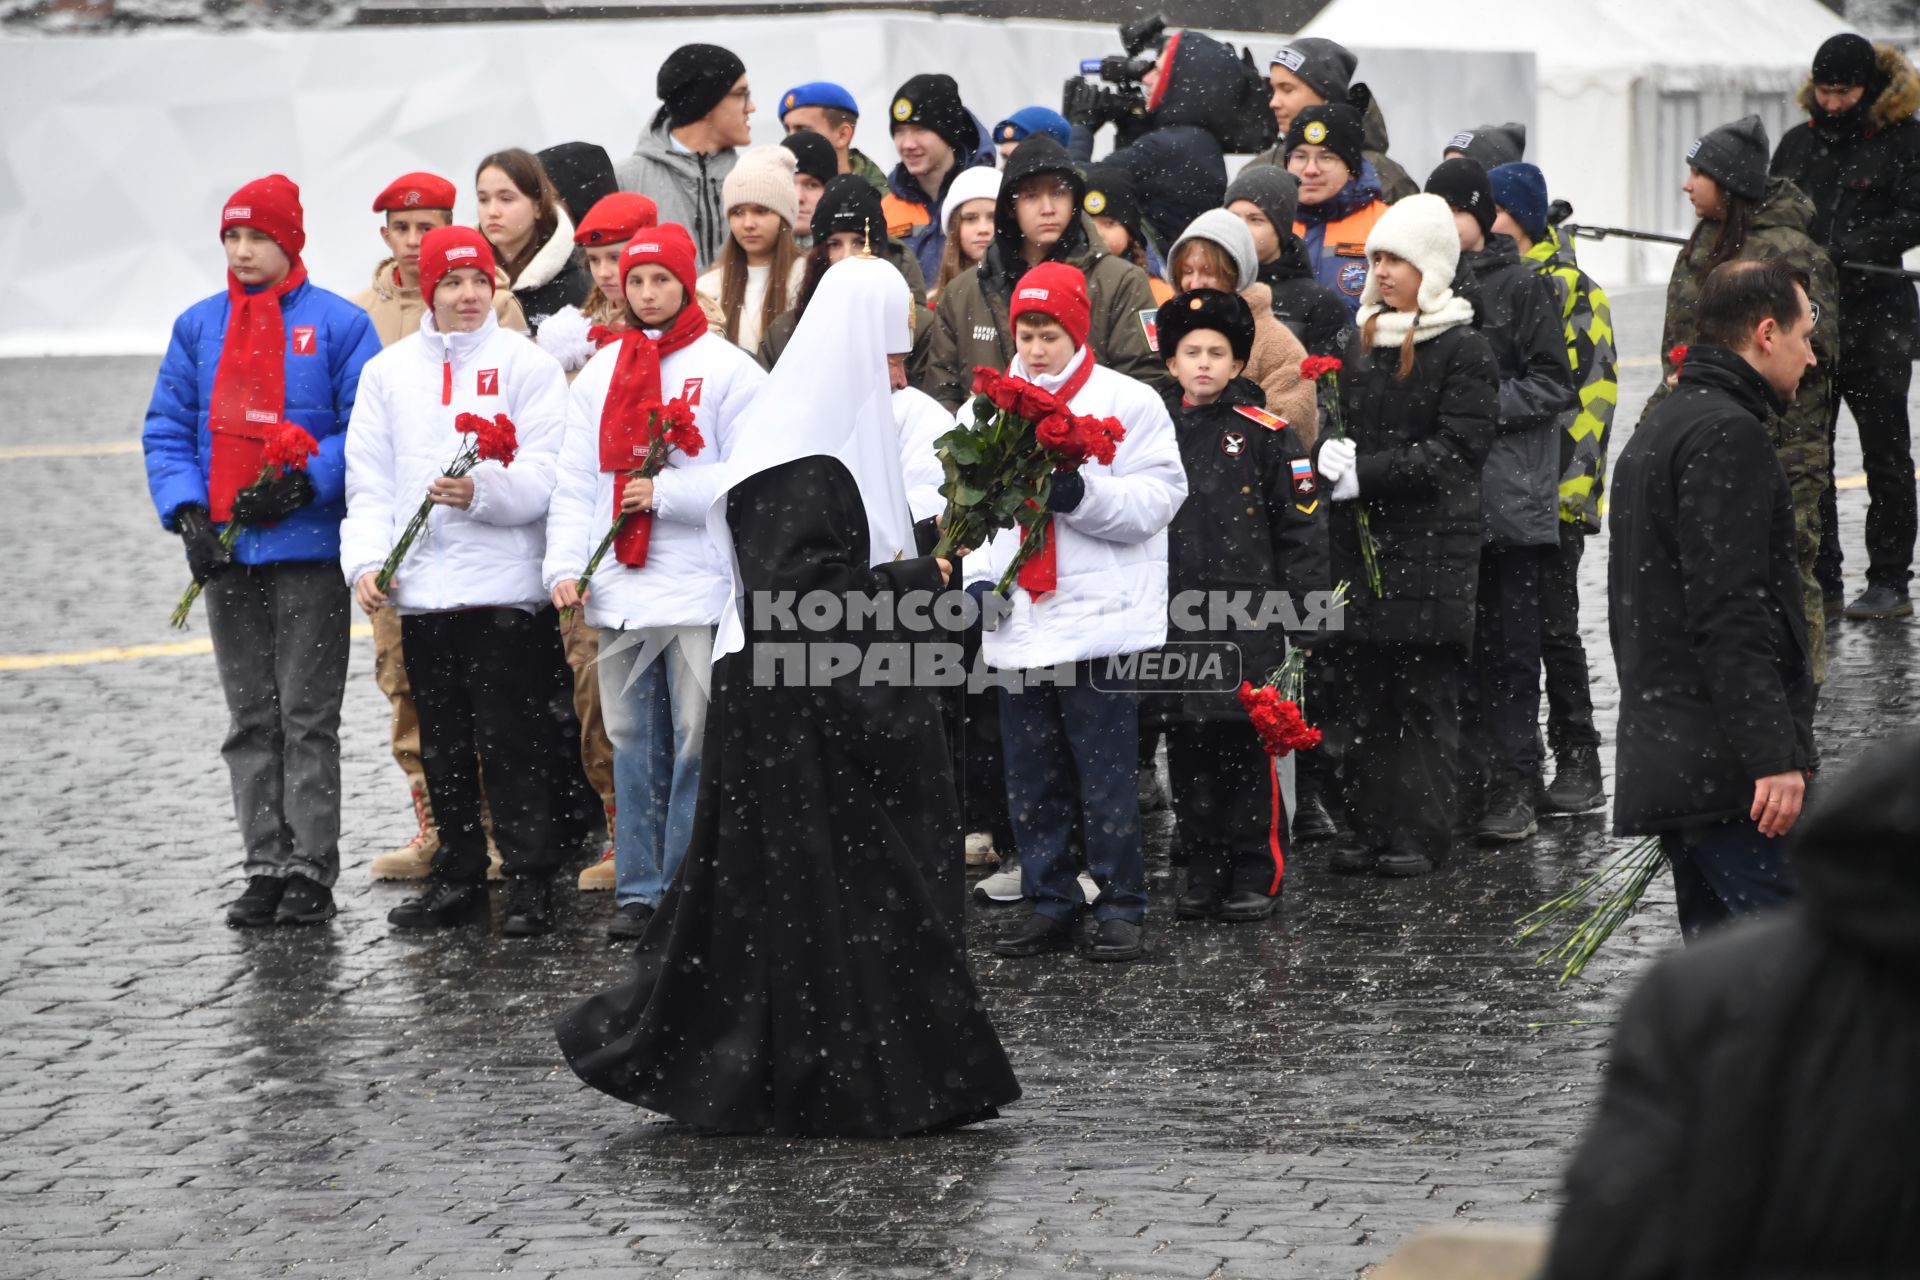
xmin=1062 ymin=13 xmax=1169 ymax=134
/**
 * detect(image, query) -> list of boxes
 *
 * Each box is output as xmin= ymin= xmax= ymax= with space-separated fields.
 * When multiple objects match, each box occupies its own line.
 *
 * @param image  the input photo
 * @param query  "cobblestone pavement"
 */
xmin=2 ymin=287 xmax=1917 ymax=1279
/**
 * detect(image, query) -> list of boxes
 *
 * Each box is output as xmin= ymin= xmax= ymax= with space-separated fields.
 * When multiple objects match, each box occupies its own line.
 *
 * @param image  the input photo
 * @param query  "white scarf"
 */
xmin=1355 ymin=294 xmax=1476 ymax=347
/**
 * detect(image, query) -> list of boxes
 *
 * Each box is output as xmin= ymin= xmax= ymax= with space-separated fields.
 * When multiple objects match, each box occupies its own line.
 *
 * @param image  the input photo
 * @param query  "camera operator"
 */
xmin=1064 ymin=22 xmax=1276 ymax=249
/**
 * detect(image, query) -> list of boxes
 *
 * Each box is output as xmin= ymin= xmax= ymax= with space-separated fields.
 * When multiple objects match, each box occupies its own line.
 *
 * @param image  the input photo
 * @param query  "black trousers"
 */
xmin=402 ymin=608 xmax=562 ymax=883
xmin=1331 ymin=642 xmax=1466 ymax=863
xmin=1464 ymin=544 xmax=1546 ymax=784
xmin=1166 ymin=719 xmax=1287 ymax=895
xmin=1821 ymin=348 xmax=1916 ymax=593
xmin=1539 ymin=524 xmax=1601 ymax=756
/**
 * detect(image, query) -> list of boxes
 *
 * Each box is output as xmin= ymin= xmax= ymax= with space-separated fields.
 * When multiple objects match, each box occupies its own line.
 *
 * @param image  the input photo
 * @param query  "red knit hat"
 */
xmin=373 ymin=171 xmax=457 ymax=214
xmin=220 ymin=174 xmax=305 ymax=261
xmin=1010 ymin=262 xmax=1091 ymax=348
xmin=417 ymin=226 xmax=497 ymax=306
xmin=621 ymin=223 xmax=698 ymax=299
xmin=575 ymin=192 xmax=659 ymax=247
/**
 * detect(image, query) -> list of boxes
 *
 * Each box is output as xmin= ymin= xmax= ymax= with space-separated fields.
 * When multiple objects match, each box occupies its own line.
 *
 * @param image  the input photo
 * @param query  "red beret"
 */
xmin=575 ymin=192 xmax=659 ymax=247
xmin=373 ymin=171 xmax=458 ymax=214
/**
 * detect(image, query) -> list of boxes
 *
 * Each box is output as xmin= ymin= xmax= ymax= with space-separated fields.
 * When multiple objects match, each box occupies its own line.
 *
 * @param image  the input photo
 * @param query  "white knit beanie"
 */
xmin=1358 ymin=193 xmax=1461 ymax=315
xmin=1168 ymin=208 xmax=1259 ymax=292
xmin=941 ymin=165 xmax=1002 ymax=232
xmin=722 ymin=145 xmax=799 ymax=229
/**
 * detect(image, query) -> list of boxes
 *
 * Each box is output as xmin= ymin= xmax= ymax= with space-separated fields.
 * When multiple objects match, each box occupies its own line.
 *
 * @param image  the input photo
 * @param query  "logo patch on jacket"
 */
xmin=1220 ymin=429 xmax=1248 ymax=457
xmin=1338 ymin=260 xmax=1367 ymax=296
xmin=290 ymin=326 xmax=316 ymax=355
xmin=1139 ymin=307 xmax=1160 ymax=352
xmin=476 ymin=369 xmax=499 ymax=395
xmin=1291 ymin=457 xmax=1318 ymax=496
xmin=1233 ymin=404 xmax=1288 ymax=431
xmin=681 ymin=377 xmax=704 ymax=405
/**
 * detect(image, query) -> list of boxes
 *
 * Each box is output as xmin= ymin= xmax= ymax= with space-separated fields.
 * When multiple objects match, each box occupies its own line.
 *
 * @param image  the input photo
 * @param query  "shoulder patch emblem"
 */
xmin=1233 ymin=404 xmax=1287 ymax=431
xmin=1290 ymin=457 xmax=1318 ymax=497
xmin=1138 ymin=307 xmax=1159 ymax=353
xmin=1337 ymin=260 xmax=1368 ymax=296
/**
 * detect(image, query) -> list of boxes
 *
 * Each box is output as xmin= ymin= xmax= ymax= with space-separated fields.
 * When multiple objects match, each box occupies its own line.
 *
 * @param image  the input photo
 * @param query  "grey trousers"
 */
xmin=203 ymin=560 xmax=350 ymax=887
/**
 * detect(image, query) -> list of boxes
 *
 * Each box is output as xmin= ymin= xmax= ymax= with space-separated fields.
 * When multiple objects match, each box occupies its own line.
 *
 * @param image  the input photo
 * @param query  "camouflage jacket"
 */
xmin=1526 ymin=225 xmax=1618 ymax=533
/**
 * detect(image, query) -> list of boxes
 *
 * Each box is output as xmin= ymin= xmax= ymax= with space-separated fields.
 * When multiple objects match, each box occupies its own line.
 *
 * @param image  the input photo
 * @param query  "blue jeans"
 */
xmin=999 ymin=663 xmax=1145 ymax=923
xmin=1659 ymin=816 xmax=1798 ymax=941
xmin=597 ymin=626 xmax=712 ymax=909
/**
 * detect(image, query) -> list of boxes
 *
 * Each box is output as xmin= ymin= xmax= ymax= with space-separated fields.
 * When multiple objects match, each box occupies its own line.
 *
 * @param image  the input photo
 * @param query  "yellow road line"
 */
xmin=1 ymin=623 xmax=374 ymax=672
xmin=0 ymin=440 xmax=142 ymax=460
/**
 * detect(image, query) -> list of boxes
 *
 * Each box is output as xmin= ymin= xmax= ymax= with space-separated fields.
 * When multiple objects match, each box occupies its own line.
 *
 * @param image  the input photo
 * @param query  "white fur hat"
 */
xmin=1169 ymin=207 xmax=1259 ymax=292
xmin=941 ymin=165 xmax=1002 ymax=232
xmin=1359 ymin=193 xmax=1462 ymax=315
xmin=722 ymin=145 xmax=799 ymax=229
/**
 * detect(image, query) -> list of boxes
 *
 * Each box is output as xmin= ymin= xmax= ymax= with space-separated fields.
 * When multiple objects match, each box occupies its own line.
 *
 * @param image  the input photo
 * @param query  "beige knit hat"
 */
xmin=722 ymin=145 xmax=798 ymax=229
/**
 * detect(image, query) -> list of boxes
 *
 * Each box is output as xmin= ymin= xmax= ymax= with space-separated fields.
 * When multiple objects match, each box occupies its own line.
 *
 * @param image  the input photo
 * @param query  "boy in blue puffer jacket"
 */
xmin=142 ymin=174 xmax=381 ymax=929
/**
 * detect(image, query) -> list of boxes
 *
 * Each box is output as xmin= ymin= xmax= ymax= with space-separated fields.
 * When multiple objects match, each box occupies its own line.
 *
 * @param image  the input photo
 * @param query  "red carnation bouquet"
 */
xmin=562 ymin=395 xmax=701 ymax=621
xmin=169 ymin=423 xmax=319 ymax=629
xmin=373 ymin=412 xmax=519 ymax=596
xmin=1238 ymin=581 xmax=1348 ymax=756
xmin=1301 ymin=356 xmax=1382 ymax=595
xmin=930 ymin=366 xmax=1126 ymax=596
xmin=1668 ymin=344 xmax=1688 ymax=372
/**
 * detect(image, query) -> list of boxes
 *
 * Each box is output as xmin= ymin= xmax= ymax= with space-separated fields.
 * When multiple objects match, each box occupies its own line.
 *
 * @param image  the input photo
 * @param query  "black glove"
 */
xmin=1062 ymin=77 xmax=1108 ymax=129
xmin=230 ymin=469 xmax=315 ymax=525
xmin=1045 ymin=469 xmax=1086 ymax=513
xmin=176 ymin=504 xmax=234 ymax=586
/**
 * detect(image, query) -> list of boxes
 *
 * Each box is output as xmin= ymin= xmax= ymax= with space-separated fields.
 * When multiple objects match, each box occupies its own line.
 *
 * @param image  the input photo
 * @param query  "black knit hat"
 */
xmin=1082 ymin=164 xmax=1144 ymax=248
xmin=536 ymin=142 xmax=616 ymax=221
xmin=1812 ymin=33 xmax=1878 ymax=87
xmin=1688 ymin=114 xmax=1770 ymax=203
xmin=1442 ymin=122 xmax=1526 ymax=169
xmin=1269 ymin=37 xmax=1356 ymax=104
xmin=1158 ymin=288 xmax=1255 ymax=364
xmin=653 ymin=43 xmax=747 ymax=130
xmin=1425 ymin=157 xmax=1497 ymax=236
xmin=781 ymin=130 xmax=838 ymax=185
xmin=811 ymin=173 xmax=889 ymax=247
xmin=889 ymin=74 xmax=979 ymax=158
xmin=1285 ymin=104 xmax=1365 ymax=174
xmin=1224 ymin=165 xmax=1300 ymax=238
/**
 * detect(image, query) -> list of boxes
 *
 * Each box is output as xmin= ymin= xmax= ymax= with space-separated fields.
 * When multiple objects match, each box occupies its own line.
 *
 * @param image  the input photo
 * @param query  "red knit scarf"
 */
xmin=598 ymin=303 xmax=708 ymax=565
xmin=207 ymin=262 xmax=309 ymax=521
xmin=1016 ymin=347 xmax=1096 ymax=597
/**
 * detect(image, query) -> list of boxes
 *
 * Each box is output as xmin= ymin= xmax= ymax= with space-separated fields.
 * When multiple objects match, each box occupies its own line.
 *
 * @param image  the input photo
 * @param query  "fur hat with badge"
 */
xmin=722 ymin=145 xmax=800 ymax=228
xmin=1355 ymin=193 xmax=1475 ymax=343
xmin=1158 ymin=288 xmax=1255 ymax=364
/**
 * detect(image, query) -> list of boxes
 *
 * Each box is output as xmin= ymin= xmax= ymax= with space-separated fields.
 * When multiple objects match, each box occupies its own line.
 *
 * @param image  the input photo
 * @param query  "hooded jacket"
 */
xmin=340 ymin=311 xmax=567 ymax=612
xmin=1068 ymin=31 xmax=1245 ymax=247
xmin=1259 ymin=232 xmax=1355 ymax=360
xmin=144 ymin=277 xmax=382 ymax=567
xmin=613 ymin=123 xmax=739 ymax=271
xmin=887 ymin=111 xmax=998 ymax=285
xmin=1771 ymin=41 xmax=1920 ymax=357
xmin=1521 ymin=233 xmax=1617 ymax=534
xmin=1606 ymin=345 xmax=1815 ymax=835
xmin=1144 ymin=375 xmax=1327 ymax=727
xmin=1453 ymin=233 xmax=1577 ymax=548
xmin=1547 ymin=729 xmax=1920 ymax=1280
xmin=1293 ymin=163 xmax=1391 ymax=315
xmin=350 ymin=258 xmax=528 ymax=348
xmin=924 ymin=138 xmax=1163 ymax=410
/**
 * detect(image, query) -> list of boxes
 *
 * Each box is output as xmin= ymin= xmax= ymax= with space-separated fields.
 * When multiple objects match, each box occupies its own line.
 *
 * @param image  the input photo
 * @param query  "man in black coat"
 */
xmin=1546 ymin=729 xmax=1920 ymax=1279
xmin=1607 ymin=258 xmax=1817 ymax=939
xmin=1772 ymin=33 xmax=1920 ymax=621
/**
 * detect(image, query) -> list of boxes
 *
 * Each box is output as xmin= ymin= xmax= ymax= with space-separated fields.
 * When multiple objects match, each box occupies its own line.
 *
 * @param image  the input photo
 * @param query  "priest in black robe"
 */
xmin=554 ymin=255 xmax=1020 ymax=1137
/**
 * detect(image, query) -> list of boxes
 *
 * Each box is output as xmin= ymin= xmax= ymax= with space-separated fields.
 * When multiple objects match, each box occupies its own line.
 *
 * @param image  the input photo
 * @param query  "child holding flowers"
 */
xmin=961 ymin=263 xmax=1187 ymax=965
xmin=544 ymin=224 xmax=766 ymax=943
xmin=1144 ymin=289 xmax=1328 ymax=922
xmin=142 ymin=174 xmax=381 ymax=929
xmin=340 ymin=226 xmax=570 ymax=936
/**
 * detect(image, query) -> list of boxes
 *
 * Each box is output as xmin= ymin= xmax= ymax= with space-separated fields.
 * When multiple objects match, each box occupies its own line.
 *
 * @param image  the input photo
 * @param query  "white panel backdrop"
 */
xmin=0 ymin=14 xmax=1532 ymax=354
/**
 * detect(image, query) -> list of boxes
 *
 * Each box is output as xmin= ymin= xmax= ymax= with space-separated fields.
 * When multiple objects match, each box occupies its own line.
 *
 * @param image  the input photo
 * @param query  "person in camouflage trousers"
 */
xmin=1648 ymin=117 xmax=1838 ymax=684
xmin=1490 ymin=163 xmax=1618 ymax=813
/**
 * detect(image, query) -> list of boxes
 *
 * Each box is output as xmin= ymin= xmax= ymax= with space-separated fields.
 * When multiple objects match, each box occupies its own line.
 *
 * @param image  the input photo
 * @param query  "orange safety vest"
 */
xmin=881 ymin=192 xmax=930 ymax=241
xmin=1294 ymin=200 xmax=1390 ymax=301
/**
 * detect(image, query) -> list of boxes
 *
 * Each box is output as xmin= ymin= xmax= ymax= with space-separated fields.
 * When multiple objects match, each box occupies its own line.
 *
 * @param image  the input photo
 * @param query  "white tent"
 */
xmin=1301 ymin=0 xmax=1848 ymax=285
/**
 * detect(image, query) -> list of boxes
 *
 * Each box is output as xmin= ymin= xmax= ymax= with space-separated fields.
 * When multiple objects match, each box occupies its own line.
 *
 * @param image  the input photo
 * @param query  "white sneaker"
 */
xmin=1077 ymin=872 xmax=1100 ymax=904
xmin=973 ymin=860 xmax=1023 ymax=903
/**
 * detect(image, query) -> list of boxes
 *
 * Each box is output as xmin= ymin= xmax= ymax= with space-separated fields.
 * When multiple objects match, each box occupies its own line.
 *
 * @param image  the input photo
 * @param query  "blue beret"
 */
xmin=778 ymin=81 xmax=860 ymax=121
xmin=993 ymin=106 xmax=1072 ymax=148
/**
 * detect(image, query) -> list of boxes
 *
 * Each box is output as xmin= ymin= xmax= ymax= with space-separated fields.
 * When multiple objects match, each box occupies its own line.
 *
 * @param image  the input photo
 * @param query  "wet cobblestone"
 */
xmin=2 ymin=287 xmax=1916 ymax=1277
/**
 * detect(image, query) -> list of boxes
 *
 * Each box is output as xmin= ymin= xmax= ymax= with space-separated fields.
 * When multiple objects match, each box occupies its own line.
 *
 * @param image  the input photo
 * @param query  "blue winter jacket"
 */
xmin=143 ymin=278 xmax=381 ymax=565
xmin=1296 ymin=161 xmax=1388 ymax=319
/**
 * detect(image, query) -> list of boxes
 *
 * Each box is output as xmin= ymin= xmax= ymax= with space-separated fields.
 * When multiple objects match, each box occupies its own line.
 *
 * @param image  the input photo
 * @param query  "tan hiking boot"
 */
xmin=486 ymin=831 xmax=504 ymax=882
xmin=370 ymin=786 xmax=439 ymax=881
xmin=577 ymin=805 xmax=616 ymax=890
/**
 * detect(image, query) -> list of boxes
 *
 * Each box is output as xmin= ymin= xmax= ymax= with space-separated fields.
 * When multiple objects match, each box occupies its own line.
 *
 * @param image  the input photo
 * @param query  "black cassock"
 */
xmin=554 ymin=455 xmax=1021 ymax=1137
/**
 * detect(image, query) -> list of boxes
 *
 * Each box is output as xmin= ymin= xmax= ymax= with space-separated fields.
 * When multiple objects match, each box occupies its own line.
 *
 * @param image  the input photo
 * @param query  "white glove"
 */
xmin=1317 ymin=437 xmax=1357 ymax=484
xmin=1330 ymin=468 xmax=1360 ymax=501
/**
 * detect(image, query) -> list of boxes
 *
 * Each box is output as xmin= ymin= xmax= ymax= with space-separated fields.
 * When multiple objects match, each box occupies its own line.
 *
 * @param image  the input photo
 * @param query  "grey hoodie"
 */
xmin=612 ymin=123 xmax=739 ymax=271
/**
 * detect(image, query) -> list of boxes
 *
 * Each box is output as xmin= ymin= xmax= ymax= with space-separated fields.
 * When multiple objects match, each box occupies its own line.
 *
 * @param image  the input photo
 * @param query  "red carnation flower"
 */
xmin=1075 ymin=414 xmax=1125 ymax=467
xmin=1669 ymin=344 xmax=1688 ymax=372
xmin=1299 ymin=355 xmax=1345 ymax=381
xmin=474 ymin=413 xmax=518 ymax=467
xmin=262 ymin=424 xmax=319 ymax=473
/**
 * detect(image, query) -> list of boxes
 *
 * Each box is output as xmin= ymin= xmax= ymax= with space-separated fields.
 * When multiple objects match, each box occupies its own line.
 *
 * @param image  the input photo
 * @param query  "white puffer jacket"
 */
xmin=544 ymin=329 xmax=767 ymax=630
xmin=341 ymin=311 xmax=566 ymax=612
xmin=893 ymin=385 xmax=950 ymax=523
xmin=963 ymin=345 xmax=1188 ymax=671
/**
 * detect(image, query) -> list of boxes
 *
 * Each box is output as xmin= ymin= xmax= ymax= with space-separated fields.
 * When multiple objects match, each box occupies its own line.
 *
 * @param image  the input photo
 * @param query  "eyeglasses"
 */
xmin=725 ymin=86 xmax=753 ymax=104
